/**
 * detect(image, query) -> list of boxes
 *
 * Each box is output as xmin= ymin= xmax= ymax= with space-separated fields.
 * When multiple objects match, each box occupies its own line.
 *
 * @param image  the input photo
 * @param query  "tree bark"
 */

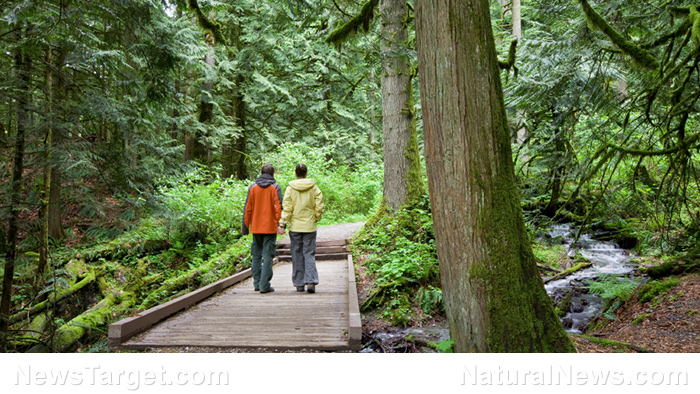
xmin=1 ymin=38 xmax=32 ymax=352
xmin=48 ymin=48 xmax=66 ymax=241
xmin=379 ymin=0 xmax=421 ymax=211
xmin=222 ymin=20 xmax=248 ymax=180
xmin=415 ymin=0 xmax=574 ymax=352
xmin=38 ymin=47 xmax=54 ymax=282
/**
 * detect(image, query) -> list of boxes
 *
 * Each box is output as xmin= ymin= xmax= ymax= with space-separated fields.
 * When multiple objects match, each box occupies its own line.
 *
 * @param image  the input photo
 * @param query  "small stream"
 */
xmin=543 ymin=224 xmax=637 ymax=333
xmin=360 ymin=224 xmax=638 ymax=351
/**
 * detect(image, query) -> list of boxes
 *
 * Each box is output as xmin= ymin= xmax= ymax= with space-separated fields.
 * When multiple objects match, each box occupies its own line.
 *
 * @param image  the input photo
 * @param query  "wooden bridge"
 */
xmin=108 ymin=225 xmax=363 ymax=352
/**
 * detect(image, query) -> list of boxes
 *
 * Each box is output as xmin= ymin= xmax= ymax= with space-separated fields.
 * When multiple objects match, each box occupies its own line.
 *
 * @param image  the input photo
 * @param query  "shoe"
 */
xmin=306 ymin=284 xmax=315 ymax=294
xmin=260 ymin=287 xmax=275 ymax=294
xmin=296 ymin=286 xmax=305 ymax=292
xmin=254 ymin=287 xmax=260 ymax=291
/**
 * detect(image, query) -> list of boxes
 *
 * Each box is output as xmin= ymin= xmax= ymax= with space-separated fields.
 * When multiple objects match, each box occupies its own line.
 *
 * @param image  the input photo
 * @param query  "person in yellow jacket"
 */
xmin=278 ymin=164 xmax=324 ymax=293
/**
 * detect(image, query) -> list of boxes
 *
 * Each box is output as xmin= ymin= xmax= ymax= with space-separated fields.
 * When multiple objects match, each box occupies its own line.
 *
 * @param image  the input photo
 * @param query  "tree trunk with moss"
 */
xmin=222 ymin=19 xmax=248 ymax=180
xmin=379 ymin=0 xmax=423 ymax=212
xmin=415 ymin=0 xmax=574 ymax=352
xmin=1 ymin=37 xmax=32 ymax=352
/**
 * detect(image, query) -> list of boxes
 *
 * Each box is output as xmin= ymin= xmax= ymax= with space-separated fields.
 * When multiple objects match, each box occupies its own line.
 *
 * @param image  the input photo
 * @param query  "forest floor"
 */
xmin=573 ymin=273 xmax=700 ymax=353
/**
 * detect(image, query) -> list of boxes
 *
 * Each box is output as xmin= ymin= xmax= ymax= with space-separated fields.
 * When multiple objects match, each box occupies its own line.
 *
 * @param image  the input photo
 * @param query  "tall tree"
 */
xmin=414 ymin=0 xmax=574 ymax=352
xmin=1 ymin=27 xmax=32 ymax=352
xmin=327 ymin=0 xmax=423 ymax=212
xmin=378 ymin=0 xmax=422 ymax=211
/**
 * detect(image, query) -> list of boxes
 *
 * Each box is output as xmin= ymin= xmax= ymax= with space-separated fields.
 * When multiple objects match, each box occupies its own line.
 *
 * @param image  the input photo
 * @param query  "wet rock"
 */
xmin=562 ymin=318 xmax=574 ymax=329
xmin=571 ymin=303 xmax=584 ymax=313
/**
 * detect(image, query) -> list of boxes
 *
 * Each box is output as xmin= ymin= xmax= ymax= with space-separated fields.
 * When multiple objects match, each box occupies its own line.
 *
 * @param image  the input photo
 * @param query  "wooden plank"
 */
xmin=277 ymin=239 xmax=348 ymax=249
xmin=108 ymin=264 xmax=259 ymax=348
xmin=346 ymin=254 xmax=362 ymax=351
xmin=117 ymin=255 xmax=359 ymax=352
xmin=278 ymin=253 xmax=349 ymax=262
xmin=276 ymin=246 xmax=348 ymax=256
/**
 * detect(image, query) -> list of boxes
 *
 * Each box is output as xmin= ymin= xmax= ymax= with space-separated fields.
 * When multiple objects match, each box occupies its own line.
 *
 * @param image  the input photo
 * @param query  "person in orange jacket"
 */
xmin=243 ymin=164 xmax=282 ymax=293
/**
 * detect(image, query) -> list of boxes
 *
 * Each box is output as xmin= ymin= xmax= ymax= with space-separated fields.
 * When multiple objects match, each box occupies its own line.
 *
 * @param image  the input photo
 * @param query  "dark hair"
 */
xmin=261 ymin=164 xmax=275 ymax=176
xmin=295 ymin=164 xmax=307 ymax=178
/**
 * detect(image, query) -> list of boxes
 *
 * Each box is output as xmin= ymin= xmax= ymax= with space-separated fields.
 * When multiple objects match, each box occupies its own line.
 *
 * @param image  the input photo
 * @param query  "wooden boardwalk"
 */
xmin=108 ymin=230 xmax=363 ymax=351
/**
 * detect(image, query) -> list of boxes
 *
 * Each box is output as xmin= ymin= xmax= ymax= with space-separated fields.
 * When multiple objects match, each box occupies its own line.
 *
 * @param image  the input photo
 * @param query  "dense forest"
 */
xmin=1 ymin=0 xmax=699 ymax=353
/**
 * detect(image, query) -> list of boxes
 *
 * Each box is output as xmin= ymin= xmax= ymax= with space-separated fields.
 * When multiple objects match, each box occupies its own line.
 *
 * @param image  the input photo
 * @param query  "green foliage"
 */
xmin=435 ymin=339 xmax=454 ymax=353
xmin=263 ymin=142 xmax=382 ymax=224
xmin=532 ymin=242 xmax=568 ymax=270
xmin=355 ymin=193 xmax=440 ymax=324
xmin=586 ymin=273 xmax=638 ymax=303
xmin=638 ymin=278 xmax=681 ymax=304
xmin=154 ymin=168 xmax=250 ymax=243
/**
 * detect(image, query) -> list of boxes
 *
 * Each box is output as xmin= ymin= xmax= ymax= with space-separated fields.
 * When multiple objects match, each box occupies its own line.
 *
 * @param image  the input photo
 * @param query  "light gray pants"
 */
xmin=289 ymin=231 xmax=319 ymax=287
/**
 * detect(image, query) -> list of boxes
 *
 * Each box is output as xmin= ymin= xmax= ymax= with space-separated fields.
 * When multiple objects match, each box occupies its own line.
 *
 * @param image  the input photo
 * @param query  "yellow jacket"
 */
xmin=281 ymin=179 xmax=324 ymax=233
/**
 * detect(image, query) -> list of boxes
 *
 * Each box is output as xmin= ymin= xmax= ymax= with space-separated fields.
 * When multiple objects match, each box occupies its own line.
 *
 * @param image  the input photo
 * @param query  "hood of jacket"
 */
xmin=289 ymin=178 xmax=316 ymax=192
xmin=255 ymin=173 xmax=277 ymax=188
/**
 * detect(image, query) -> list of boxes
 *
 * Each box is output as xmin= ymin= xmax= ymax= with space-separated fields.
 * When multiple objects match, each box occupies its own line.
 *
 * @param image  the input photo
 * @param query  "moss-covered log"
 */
xmin=138 ymin=240 xmax=250 ymax=309
xmin=543 ymin=262 xmax=593 ymax=284
xmin=572 ymin=334 xmax=653 ymax=353
xmin=9 ymin=270 xmax=100 ymax=325
xmin=641 ymin=260 xmax=700 ymax=279
xmin=45 ymin=290 xmax=136 ymax=352
xmin=79 ymin=239 xmax=169 ymax=262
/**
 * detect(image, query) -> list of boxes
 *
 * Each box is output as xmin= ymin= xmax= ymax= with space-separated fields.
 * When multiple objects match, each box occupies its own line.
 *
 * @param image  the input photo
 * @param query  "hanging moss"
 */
xmin=690 ymin=6 xmax=700 ymax=46
xmin=578 ymin=0 xmax=659 ymax=69
xmin=325 ymin=0 xmax=380 ymax=48
xmin=187 ymin=0 xmax=227 ymax=45
xmin=498 ymin=38 xmax=519 ymax=81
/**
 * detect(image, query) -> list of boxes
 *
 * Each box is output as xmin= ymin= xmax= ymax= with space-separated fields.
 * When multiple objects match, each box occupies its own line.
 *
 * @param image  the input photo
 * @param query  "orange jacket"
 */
xmin=244 ymin=184 xmax=281 ymax=234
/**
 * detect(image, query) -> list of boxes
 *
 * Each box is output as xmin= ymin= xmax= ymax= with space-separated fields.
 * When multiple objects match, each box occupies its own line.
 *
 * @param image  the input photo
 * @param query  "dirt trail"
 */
xmin=278 ymin=222 xmax=364 ymax=243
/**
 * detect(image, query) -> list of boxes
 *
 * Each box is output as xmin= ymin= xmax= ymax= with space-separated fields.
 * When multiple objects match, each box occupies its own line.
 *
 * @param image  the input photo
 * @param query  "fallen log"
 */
xmin=538 ymin=264 xmax=562 ymax=274
xmin=46 ymin=290 xmax=137 ymax=352
xmin=543 ymin=262 xmax=593 ymax=284
xmin=641 ymin=260 xmax=700 ymax=279
xmin=9 ymin=270 xmax=100 ymax=325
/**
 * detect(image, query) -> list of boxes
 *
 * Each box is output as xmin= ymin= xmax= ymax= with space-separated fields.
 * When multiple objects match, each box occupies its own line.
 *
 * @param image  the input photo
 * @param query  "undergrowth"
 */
xmin=353 ymin=193 xmax=443 ymax=326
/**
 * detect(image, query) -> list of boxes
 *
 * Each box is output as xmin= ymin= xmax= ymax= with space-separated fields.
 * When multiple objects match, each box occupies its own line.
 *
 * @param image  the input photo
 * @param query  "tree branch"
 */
xmin=578 ymin=0 xmax=659 ymax=69
xmin=325 ymin=0 xmax=379 ymax=48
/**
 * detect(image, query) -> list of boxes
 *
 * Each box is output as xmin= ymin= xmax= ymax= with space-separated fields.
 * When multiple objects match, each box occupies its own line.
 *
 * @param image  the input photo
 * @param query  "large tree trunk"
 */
xmin=37 ymin=47 xmax=53 ymax=284
xmin=1 ymin=39 xmax=32 ymax=352
xmin=48 ymin=47 xmax=66 ymax=241
xmin=379 ymin=0 xmax=421 ymax=212
xmin=222 ymin=74 xmax=247 ymax=180
xmin=222 ymin=21 xmax=247 ymax=180
xmin=415 ymin=0 xmax=574 ymax=352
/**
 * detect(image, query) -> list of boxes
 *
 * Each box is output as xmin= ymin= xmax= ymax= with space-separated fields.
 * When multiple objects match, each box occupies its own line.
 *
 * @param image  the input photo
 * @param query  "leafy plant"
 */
xmin=435 ymin=339 xmax=454 ymax=353
xmin=586 ymin=274 xmax=638 ymax=302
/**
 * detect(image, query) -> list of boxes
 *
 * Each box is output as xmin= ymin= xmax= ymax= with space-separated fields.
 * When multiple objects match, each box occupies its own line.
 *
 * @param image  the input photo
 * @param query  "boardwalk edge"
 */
xmin=107 ymin=263 xmax=263 ymax=349
xmin=347 ymin=253 xmax=362 ymax=352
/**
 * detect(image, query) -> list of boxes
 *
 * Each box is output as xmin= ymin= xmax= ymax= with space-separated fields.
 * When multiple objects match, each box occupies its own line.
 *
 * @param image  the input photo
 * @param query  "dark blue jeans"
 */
xmin=251 ymin=233 xmax=276 ymax=292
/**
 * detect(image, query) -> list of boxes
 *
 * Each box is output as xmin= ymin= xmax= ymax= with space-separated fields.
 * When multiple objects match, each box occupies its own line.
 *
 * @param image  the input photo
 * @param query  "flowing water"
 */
xmin=361 ymin=224 xmax=637 ymax=351
xmin=543 ymin=224 xmax=637 ymax=333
